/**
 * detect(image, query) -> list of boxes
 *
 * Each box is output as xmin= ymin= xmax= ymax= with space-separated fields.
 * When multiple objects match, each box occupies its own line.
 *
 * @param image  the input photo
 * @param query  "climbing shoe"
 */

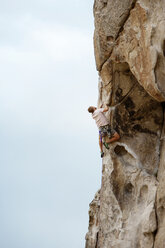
xmin=101 ymin=152 xmax=104 ymax=158
xmin=103 ymin=142 xmax=109 ymax=150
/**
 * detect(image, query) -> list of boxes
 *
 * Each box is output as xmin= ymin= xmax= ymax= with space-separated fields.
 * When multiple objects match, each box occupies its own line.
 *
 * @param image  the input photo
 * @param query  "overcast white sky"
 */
xmin=0 ymin=1 xmax=102 ymax=248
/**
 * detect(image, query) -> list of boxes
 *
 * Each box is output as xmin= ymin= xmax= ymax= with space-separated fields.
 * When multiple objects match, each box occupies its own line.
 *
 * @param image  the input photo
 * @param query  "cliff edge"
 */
xmin=85 ymin=1 xmax=165 ymax=247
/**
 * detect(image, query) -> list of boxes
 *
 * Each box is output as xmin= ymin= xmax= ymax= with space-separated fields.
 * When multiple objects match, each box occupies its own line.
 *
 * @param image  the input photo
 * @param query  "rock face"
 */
xmin=85 ymin=1 xmax=165 ymax=247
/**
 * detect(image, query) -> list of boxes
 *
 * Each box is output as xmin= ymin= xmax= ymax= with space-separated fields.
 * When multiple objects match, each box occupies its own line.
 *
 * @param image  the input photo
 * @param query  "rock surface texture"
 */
xmin=85 ymin=1 xmax=165 ymax=247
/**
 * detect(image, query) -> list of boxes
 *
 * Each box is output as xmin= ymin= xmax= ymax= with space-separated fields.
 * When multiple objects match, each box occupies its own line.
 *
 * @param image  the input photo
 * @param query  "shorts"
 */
xmin=99 ymin=124 xmax=116 ymax=141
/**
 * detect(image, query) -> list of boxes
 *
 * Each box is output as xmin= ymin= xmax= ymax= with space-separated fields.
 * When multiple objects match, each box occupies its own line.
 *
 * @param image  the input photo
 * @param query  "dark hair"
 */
xmin=88 ymin=106 xmax=95 ymax=113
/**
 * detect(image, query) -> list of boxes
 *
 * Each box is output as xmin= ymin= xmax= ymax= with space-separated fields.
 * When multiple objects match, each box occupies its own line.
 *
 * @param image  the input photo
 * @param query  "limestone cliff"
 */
xmin=85 ymin=1 xmax=165 ymax=247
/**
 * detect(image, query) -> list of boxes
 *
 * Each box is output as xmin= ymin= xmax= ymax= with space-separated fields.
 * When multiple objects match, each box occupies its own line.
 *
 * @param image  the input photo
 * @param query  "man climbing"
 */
xmin=88 ymin=105 xmax=120 ymax=158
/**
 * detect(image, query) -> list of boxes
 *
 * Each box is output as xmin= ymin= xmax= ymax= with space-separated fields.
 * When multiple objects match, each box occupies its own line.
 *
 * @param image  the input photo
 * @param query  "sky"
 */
xmin=0 ymin=1 xmax=102 ymax=248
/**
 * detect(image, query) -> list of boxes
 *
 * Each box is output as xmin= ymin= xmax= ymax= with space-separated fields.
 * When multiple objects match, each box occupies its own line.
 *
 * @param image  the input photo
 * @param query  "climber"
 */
xmin=88 ymin=105 xmax=120 ymax=158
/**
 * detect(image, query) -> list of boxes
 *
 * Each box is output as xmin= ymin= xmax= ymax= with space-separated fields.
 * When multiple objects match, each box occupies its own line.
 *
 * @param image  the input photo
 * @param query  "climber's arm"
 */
xmin=103 ymin=105 xmax=109 ymax=112
xmin=99 ymin=104 xmax=109 ymax=112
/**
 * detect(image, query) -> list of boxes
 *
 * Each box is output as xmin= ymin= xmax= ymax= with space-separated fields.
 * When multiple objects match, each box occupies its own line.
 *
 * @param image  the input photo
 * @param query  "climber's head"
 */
xmin=88 ymin=106 xmax=96 ymax=113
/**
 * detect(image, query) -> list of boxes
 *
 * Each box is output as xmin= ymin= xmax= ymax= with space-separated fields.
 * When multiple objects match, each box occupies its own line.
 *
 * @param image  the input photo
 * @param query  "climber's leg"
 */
xmin=99 ymin=133 xmax=103 ymax=152
xmin=99 ymin=132 xmax=104 ymax=158
xmin=106 ymin=132 xmax=120 ymax=144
